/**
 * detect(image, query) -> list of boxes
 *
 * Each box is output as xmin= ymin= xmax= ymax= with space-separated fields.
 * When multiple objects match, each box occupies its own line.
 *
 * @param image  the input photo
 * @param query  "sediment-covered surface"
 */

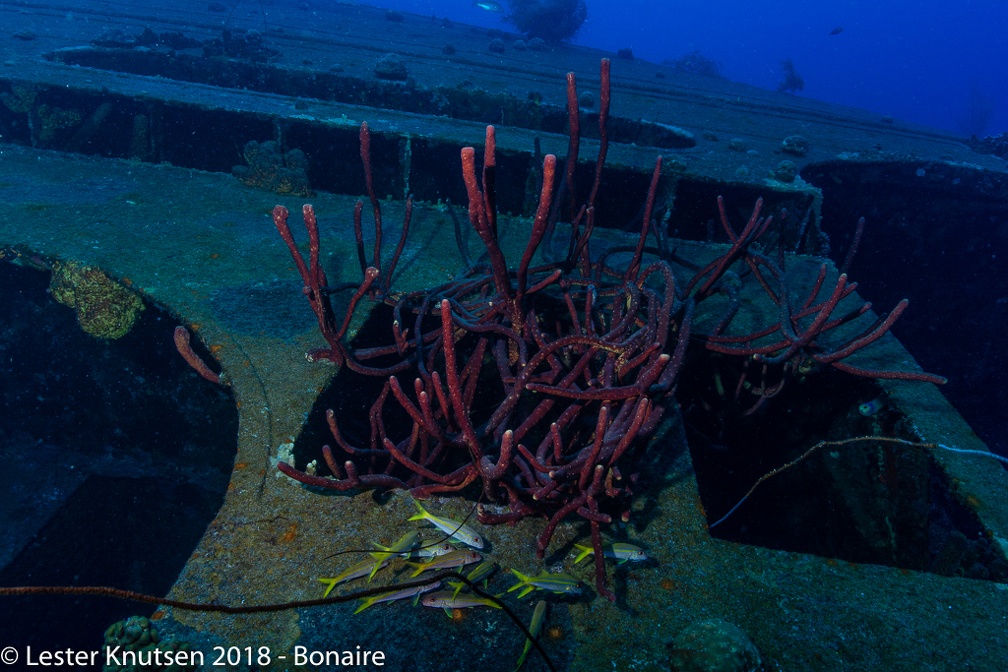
xmin=1 ymin=143 xmax=1006 ymax=671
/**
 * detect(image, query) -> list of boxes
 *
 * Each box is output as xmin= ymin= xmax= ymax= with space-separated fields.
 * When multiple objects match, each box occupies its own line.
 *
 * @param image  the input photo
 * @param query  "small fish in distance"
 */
xmin=474 ymin=1 xmax=504 ymax=12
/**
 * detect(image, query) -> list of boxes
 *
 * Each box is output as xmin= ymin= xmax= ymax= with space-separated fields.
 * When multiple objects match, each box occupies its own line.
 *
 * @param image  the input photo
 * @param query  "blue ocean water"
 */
xmin=377 ymin=0 xmax=1008 ymax=137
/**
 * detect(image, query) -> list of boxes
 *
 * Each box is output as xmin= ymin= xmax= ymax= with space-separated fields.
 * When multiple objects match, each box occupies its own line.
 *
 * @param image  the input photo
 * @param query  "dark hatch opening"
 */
xmin=678 ymin=351 xmax=1008 ymax=580
xmin=0 ymin=253 xmax=238 ymax=650
xmin=803 ymin=159 xmax=1008 ymax=462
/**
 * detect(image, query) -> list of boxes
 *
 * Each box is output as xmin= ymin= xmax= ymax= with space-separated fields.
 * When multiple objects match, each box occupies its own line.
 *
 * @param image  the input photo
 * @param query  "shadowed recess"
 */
xmin=680 ymin=355 xmax=1008 ymax=580
xmin=0 ymin=255 xmax=238 ymax=651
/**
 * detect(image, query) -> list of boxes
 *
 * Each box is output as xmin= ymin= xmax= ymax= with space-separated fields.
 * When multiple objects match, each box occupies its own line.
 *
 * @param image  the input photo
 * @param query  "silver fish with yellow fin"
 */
xmin=353 ymin=581 xmax=441 ymax=614
xmin=369 ymin=530 xmax=421 ymax=579
xmin=507 ymin=569 xmax=582 ymax=598
xmin=406 ymin=549 xmax=481 ymax=577
xmin=317 ymin=555 xmax=389 ymax=597
xmin=421 ymin=589 xmax=503 ymax=611
xmin=573 ymin=542 xmax=648 ymax=564
xmin=515 ymin=600 xmax=547 ymax=671
xmin=408 ymin=500 xmax=485 ymax=549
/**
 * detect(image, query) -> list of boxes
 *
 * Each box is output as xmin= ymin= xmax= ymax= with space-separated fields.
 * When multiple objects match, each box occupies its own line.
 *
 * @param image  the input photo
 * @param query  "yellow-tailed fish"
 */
xmin=353 ymin=581 xmax=441 ymax=614
xmin=467 ymin=559 xmax=497 ymax=582
xmin=407 ymin=500 xmax=484 ymax=549
xmin=421 ymin=589 xmax=503 ymax=611
xmin=573 ymin=542 xmax=648 ymax=564
xmin=406 ymin=549 xmax=481 ymax=577
xmin=449 ymin=560 xmax=498 ymax=598
xmin=515 ymin=600 xmax=547 ymax=672
xmin=370 ymin=530 xmax=422 ymax=578
xmin=411 ymin=541 xmax=457 ymax=558
xmin=507 ymin=569 xmax=582 ymax=598
xmin=447 ymin=580 xmax=467 ymax=599
xmin=318 ymin=555 xmax=389 ymax=597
